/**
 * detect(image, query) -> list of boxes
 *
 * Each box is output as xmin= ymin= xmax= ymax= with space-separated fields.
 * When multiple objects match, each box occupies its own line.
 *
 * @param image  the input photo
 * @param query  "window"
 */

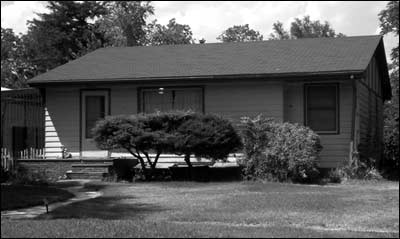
xmin=85 ymin=95 xmax=105 ymax=138
xmin=141 ymin=87 xmax=203 ymax=113
xmin=305 ymin=84 xmax=338 ymax=134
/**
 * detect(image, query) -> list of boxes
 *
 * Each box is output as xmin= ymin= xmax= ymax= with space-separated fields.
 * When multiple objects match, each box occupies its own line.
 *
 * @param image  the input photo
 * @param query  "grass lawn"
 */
xmin=1 ymin=180 xmax=399 ymax=238
xmin=1 ymin=184 xmax=75 ymax=211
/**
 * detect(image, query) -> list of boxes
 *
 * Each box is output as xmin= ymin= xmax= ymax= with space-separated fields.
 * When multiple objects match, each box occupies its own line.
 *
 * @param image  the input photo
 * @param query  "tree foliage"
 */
xmin=379 ymin=1 xmax=399 ymax=177
xmin=217 ymin=24 xmax=263 ymax=42
xmin=269 ymin=16 xmax=345 ymax=40
xmin=147 ymin=18 xmax=194 ymax=45
xmin=239 ymin=115 xmax=322 ymax=183
xmin=1 ymin=28 xmax=33 ymax=88
xmin=174 ymin=113 xmax=243 ymax=171
xmin=97 ymin=1 xmax=154 ymax=47
xmin=24 ymin=1 xmax=107 ymax=74
xmin=93 ymin=112 xmax=242 ymax=180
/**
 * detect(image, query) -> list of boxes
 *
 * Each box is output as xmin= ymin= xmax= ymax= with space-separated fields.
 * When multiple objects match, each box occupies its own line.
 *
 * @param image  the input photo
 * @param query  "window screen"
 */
xmin=305 ymin=84 xmax=338 ymax=133
xmin=85 ymin=96 xmax=105 ymax=138
xmin=142 ymin=88 xmax=203 ymax=113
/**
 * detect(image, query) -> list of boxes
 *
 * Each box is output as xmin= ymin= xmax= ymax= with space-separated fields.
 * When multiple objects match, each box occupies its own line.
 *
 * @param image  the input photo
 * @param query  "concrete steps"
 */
xmin=64 ymin=153 xmax=242 ymax=180
xmin=66 ymin=162 xmax=112 ymax=180
xmin=66 ymin=171 xmax=108 ymax=180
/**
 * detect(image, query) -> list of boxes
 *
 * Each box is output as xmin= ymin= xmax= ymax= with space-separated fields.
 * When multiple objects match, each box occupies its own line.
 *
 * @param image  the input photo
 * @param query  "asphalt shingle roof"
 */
xmin=28 ymin=35 xmax=385 ymax=84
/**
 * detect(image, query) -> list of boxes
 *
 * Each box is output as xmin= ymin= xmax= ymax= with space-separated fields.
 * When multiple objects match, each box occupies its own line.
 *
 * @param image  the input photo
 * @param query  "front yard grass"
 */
xmin=1 ymin=184 xmax=74 ymax=210
xmin=1 ymin=180 xmax=399 ymax=238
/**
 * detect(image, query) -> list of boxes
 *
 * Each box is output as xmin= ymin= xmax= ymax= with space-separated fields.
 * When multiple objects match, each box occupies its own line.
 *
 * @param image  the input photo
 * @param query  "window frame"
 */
xmin=304 ymin=83 xmax=340 ymax=135
xmin=138 ymin=86 xmax=205 ymax=113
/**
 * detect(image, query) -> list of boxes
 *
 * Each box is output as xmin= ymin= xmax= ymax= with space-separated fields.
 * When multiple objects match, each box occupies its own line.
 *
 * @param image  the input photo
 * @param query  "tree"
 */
xmin=1 ymin=28 xmax=34 ymax=88
xmin=269 ymin=16 xmax=345 ymax=40
xmin=217 ymin=24 xmax=263 ymax=42
xmin=24 ymin=1 xmax=107 ymax=74
xmin=97 ymin=1 xmax=154 ymax=47
xmin=147 ymin=18 xmax=194 ymax=45
xmin=379 ymin=1 xmax=399 ymax=177
xmin=269 ymin=21 xmax=290 ymax=40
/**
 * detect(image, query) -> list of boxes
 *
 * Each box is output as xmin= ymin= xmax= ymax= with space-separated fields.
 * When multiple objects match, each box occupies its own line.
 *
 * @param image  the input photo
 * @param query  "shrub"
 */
xmin=382 ymin=117 xmax=399 ymax=179
xmin=92 ymin=112 xmax=191 ymax=180
xmin=109 ymin=158 xmax=139 ymax=182
xmin=328 ymin=168 xmax=345 ymax=183
xmin=239 ymin=115 xmax=322 ymax=183
xmin=93 ymin=111 xmax=243 ymax=180
xmin=1 ymin=167 xmax=10 ymax=183
xmin=8 ymin=165 xmax=50 ymax=186
xmin=175 ymin=113 xmax=243 ymax=162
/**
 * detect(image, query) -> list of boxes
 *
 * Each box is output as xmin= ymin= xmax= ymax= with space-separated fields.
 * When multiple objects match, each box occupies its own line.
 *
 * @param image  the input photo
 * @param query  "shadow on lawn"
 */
xmin=36 ymin=195 xmax=166 ymax=220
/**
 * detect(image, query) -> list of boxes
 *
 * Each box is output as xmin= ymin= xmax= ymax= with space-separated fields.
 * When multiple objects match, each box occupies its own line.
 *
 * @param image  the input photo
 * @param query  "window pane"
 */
xmin=142 ymin=88 xmax=203 ymax=113
xmin=307 ymin=109 xmax=336 ymax=131
xmin=306 ymin=85 xmax=337 ymax=132
xmin=86 ymin=96 xmax=105 ymax=138
xmin=307 ymin=85 xmax=336 ymax=108
xmin=143 ymin=90 xmax=173 ymax=113
xmin=173 ymin=89 xmax=202 ymax=112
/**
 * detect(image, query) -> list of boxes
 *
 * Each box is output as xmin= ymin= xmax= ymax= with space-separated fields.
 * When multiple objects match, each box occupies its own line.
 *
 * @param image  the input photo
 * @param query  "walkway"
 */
xmin=1 ymin=180 xmax=102 ymax=219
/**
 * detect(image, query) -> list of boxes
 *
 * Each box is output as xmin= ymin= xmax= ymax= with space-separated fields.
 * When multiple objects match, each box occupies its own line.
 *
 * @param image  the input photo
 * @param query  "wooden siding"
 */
xmin=45 ymin=87 xmax=80 ymax=158
xmin=205 ymin=82 xmax=284 ymax=122
xmin=284 ymin=80 xmax=353 ymax=168
xmin=43 ymin=81 xmax=284 ymax=159
xmin=355 ymin=55 xmax=384 ymax=162
xmin=110 ymin=85 xmax=138 ymax=115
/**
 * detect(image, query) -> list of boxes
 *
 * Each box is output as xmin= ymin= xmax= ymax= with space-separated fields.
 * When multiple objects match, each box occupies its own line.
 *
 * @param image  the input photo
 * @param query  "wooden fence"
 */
xmin=17 ymin=148 xmax=45 ymax=159
xmin=1 ymin=148 xmax=14 ymax=171
xmin=1 ymin=88 xmax=45 ymax=160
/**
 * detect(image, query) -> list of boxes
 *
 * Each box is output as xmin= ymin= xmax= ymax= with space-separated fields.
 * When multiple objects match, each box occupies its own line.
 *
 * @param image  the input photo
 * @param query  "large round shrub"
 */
xmin=239 ymin=115 xmax=322 ymax=183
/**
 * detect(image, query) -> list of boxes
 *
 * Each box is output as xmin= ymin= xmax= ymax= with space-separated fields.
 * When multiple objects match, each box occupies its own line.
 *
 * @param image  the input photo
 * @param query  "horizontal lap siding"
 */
xmin=45 ymin=87 xmax=80 ymax=158
xmin=45 ymin=86 xmax=139 ymax=159
xmin=205 ymin=82 xmax=284 ymax=122
xmin=111 ymin=86 xmax=138 ymax=115
xmin=284 ymin=81 xmax=353 ymax=168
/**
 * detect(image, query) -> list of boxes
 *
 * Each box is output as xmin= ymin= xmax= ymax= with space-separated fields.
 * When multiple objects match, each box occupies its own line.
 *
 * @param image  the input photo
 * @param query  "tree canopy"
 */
xmin=1 ymin=28 xmax=33 ymax=88
xmin=23 ymin=1 xmax=107 ymax=74
xmin=269 ymin=16 xmax=345 ymax=40
xmin=147 ymin=18 xmax=195 ymax=45
xmin=379 ymin=1 xmax=399 ymax=176
xmin=217 ymin=24 xmax=264 ymax=42
xmin=97 ymin=1 xmax=154 ymax=47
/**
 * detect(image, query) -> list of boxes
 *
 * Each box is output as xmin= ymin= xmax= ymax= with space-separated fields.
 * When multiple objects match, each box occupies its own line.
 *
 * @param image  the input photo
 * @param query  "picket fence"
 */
xmin=1 ymin=148 xmax=45 ymax=171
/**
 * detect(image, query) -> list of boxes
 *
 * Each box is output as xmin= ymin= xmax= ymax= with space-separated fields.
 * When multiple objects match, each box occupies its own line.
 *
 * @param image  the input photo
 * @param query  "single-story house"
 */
xmin=28 ymin=35 xmax=391 ymax=168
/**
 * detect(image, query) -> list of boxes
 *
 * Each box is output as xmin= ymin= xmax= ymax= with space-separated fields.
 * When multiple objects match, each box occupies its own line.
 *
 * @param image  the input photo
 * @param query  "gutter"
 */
xmin=28 ymin=70 xmax=364 ymax=87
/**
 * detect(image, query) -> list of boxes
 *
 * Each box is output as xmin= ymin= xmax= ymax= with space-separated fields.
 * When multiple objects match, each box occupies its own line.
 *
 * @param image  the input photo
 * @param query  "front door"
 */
xmin=81 ymin=90 xmax=109 ymax=158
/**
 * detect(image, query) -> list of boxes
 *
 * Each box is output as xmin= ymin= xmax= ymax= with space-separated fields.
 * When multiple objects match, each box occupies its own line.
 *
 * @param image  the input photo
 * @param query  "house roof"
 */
xmin=28 ymin=35 xmax=390 ymax=98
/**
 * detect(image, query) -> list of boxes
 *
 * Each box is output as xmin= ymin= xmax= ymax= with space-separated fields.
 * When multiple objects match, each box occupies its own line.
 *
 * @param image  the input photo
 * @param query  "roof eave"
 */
xmin=28 ymin=70 xmax=364 ymax=87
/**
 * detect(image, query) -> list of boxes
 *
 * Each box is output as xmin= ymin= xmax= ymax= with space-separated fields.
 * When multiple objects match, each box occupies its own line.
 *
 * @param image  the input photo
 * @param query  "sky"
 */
xmin=1 ymin=1 xmax=398 ymax=62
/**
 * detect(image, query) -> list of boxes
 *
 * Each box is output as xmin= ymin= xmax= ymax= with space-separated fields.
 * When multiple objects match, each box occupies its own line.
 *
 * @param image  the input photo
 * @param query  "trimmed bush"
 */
xmin=92 ymin=112 xmax=193 ymax=180
xmin=174 ymin=113 xmax=243 ymax=173
xmin=93 ymin=111 xmax=243 ymax=180
xmin=239 ymin=115 xmax=322 ymax=183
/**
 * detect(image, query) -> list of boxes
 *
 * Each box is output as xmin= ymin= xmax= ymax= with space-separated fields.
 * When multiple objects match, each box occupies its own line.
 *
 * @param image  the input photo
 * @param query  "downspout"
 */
xmin=350 ymin=75 xmax=360 ymax=165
